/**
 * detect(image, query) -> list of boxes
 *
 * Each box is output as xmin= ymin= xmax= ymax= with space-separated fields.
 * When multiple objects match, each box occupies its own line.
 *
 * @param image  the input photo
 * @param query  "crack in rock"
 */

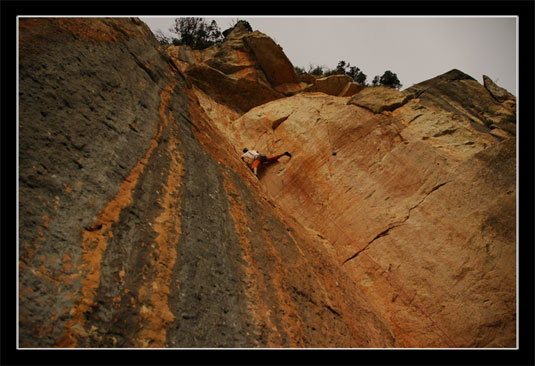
xmin=342 ymin=222 xmax=403 ymax=265
xmin=343 ymin=180 xmax=451 ymax=265
xmin=433 ymin=128 xmax=458 ymax=138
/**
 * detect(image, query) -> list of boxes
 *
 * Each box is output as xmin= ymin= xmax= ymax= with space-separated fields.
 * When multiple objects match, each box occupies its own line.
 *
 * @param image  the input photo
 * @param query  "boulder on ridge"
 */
xmin=304 ymin=74 xmax=356 ymax=96
xmin=483 ymin=75 xmax=515 ymax=103
xmin=347 ymin=86 xmax=411 ymax=113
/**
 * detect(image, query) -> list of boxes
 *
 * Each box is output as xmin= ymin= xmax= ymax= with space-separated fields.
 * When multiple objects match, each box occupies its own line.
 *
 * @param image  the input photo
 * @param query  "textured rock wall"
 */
xmin=18 ymin=17 xmax=516 ymax=349
xmin=18 ymin=17 xmax=397 ymax=348
xmin=214 ymin=71 xmax=516 ymax=347
xmin=19 ymin=17 xmax=176 ymax=347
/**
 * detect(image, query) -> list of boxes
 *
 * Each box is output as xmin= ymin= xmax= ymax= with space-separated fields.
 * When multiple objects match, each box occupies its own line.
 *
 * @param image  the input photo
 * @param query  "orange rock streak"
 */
xmin=56 ymin=80 xmax=177 ymax=347
xmin=134 ymin=110 xmax=185 ymax=348
xmin=220 ymin=169 xmax=280 ymax=347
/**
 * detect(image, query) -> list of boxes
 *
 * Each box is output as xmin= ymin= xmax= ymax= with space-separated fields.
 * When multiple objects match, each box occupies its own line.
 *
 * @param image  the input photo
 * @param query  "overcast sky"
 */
xmin=139 ymin=16 xmax=517 ymax=95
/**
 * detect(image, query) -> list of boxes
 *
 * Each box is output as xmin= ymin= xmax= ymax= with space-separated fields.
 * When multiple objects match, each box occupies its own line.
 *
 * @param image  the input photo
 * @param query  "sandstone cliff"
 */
xmin=165 ymin=21 xmax=306 ymax=113
xmin=18 ymin=18 xmax=516 ymax=349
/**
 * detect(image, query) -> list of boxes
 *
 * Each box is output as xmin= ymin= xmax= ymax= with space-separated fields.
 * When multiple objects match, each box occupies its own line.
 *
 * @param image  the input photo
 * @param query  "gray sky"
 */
xmin=139 ymin=16 xmax=517 ymax=95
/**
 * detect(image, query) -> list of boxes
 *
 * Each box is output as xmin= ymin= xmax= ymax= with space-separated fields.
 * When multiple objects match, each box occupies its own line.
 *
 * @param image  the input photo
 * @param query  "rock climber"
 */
xmin=241 ymin=148 xmax=291 ymax=176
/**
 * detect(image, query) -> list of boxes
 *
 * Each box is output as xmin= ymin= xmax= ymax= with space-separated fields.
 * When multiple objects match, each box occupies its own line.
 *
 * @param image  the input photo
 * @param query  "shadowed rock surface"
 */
xmin=19 ymin=17 xmax=396 ymax=349
xmin=18 ymin=18 xmax=516 ymax=349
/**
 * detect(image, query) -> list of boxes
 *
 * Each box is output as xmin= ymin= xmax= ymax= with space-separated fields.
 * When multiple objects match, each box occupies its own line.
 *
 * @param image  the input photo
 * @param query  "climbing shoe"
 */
xmin=285 ymin=152 xmax=292 ymax=158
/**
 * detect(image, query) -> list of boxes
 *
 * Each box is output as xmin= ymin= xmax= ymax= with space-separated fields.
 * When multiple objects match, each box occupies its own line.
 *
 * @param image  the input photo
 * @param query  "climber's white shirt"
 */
xmin=241 ymin=150 xmax=261 ymax=164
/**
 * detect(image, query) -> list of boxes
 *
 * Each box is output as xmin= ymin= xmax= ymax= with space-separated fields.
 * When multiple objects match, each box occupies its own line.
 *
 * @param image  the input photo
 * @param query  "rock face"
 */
xmin=165 ymin=21 xmax=304 ymax=113
xmin=483 ymin=75 xmax=515 ymax=103
xmin=212 ymin=70 xmax=516 ymax=347
xmin=18 ymin=18 xmax=516 ymax=349
xmin=18 ymin=17 xmax=396 ymax=349
xmin=338 ymin=81 xmax=364 ymax=97
xmin=242 ymin=31 xmax=300 ymax=87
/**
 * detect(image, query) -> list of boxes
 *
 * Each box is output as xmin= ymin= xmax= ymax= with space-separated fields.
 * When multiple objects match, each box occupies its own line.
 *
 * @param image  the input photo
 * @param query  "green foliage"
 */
xmin=308 ymin=64 xmax=325 ymax=76
xmin=295 ymin=66 xmax=306 ymax=75
xmin=319 ymin=60 xmax=368 ymax=85
xmin=336 ymin=61 xmax=351 ymax=75
xmin=297 ymin=62 xmax=402 ymax=90
xmin=290 ymin=59 xmax=405 ymax=90
xmin=353 ymin=71 xmax=367 ymax=85
xmin=373 ymin=70 xmax=402 ymax=89
xmin=346 ymin=65 xmax=367 ymax=85
xmin=372 ymin=75 xmax=380 ymax=86
xmin=169 ymin=17 xmax=223 ymax=50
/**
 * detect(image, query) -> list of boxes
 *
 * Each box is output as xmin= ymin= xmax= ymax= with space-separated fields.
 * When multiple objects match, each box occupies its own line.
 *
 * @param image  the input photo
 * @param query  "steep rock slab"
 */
xmin=18 ymin=17 xmax=396 ymax=348
xmin=18 ymin=17 xmax=177 ymax=347
xmin=180 ymin=83 xmax=398 ymax=348
xmin=224 ymin=93 xmax=461 ymax=262
xmin=346 ymin=138 xmax=516 ymax=348
xmin=221 ymin=84 xmax=515 ymax=347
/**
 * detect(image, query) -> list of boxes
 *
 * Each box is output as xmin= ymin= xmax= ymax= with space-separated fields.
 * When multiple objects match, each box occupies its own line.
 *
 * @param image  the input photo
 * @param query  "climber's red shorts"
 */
xmin=251 ymin=159 xmax=262 ymax=170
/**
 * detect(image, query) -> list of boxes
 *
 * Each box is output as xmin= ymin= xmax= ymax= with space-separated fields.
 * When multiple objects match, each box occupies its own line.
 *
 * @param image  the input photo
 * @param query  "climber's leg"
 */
xmin=264 ymin=152 xmax=290 ymax=164
xmin=251 ymin=159 xmax=261 ymax=175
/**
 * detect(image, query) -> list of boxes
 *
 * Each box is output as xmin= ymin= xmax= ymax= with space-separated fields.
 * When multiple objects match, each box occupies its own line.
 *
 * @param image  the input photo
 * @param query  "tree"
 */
xmin=347 ymin=66 xmax=367 ymax=85
xmin=333 ymin=60 xmax=367 ymax=85
xmin=371 ymin=75 xmax=379 ymax=86
xmin=295 ymin=66 xmax=306 ymax=75
xmin=169 ymin=17 xmax=223 ymax=50
xmin=336 ymin=61 xmax=347 ymax=74
xmin=308 ymin=64 xmax=324 ymax=76
xmin=373 ymin=70 xmax=402 ymax=89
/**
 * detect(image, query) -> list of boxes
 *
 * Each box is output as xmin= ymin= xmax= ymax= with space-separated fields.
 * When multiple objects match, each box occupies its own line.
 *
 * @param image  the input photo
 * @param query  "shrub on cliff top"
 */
xmin=169 ymin=17 xmax=223 ymax=50
xmin=335 ymin=61 xmax=368 ymax=85
xmin=372 ymin=70 xmax=403 ymax=89
xmin=299 ymin=61 xmax=370 ymax=86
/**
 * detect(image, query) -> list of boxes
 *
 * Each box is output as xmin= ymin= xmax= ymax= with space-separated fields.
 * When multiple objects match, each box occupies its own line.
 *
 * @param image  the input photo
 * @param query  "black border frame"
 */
xmin=2 ymin=1 xmax=533 ymax=365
